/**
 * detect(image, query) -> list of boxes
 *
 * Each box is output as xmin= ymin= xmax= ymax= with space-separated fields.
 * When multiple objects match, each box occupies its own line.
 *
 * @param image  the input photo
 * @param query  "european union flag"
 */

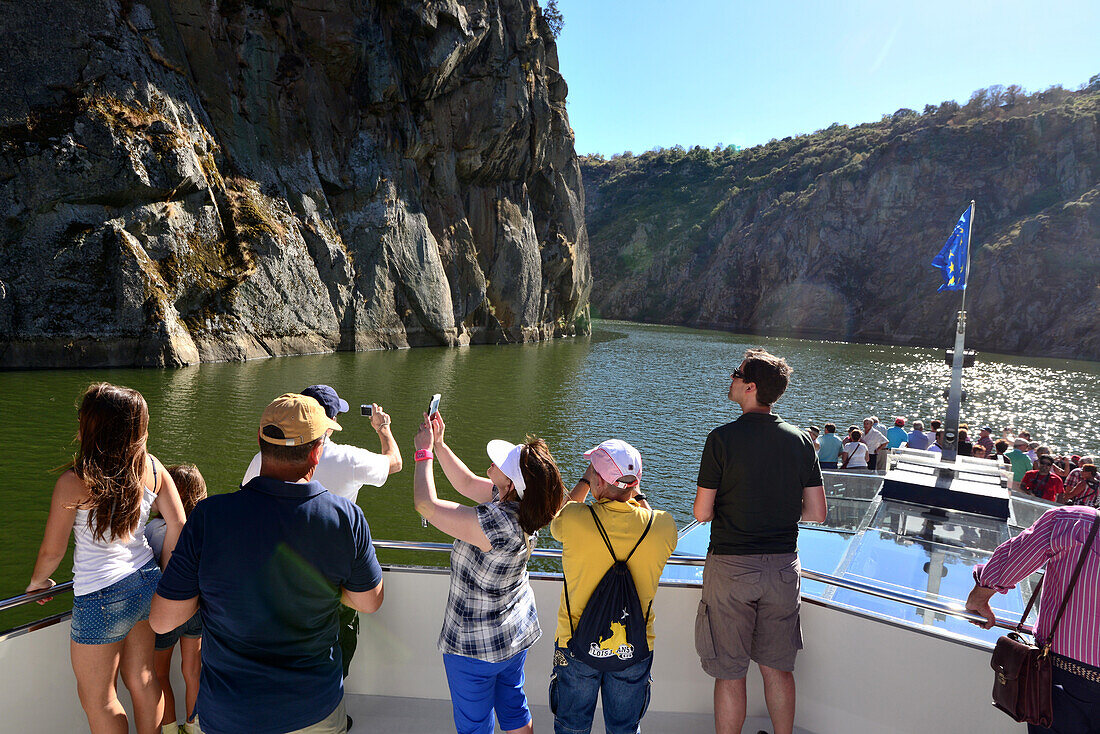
xmin=931 ymin=206 xmax=971 ymax=291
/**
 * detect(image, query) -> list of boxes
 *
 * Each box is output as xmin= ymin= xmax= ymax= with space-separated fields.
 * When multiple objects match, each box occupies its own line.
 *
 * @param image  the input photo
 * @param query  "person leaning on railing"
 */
xmin=26 ymin=383 xmax=187 ymax=734
xmin=966 ymin=505 xmax=1100 ymax=733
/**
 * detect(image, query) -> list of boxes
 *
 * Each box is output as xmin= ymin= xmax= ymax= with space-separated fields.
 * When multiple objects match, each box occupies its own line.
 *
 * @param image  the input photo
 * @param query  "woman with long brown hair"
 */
xmin=412 ymin=412 xmax=564 ymax=734
xmin=26 ymin=383 xmax=186 ymax=734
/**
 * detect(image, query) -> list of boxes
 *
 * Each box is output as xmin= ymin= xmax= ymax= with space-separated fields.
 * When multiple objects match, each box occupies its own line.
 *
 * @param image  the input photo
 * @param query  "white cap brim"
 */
xmin=487 ymin=439 xmax=526 ymax=499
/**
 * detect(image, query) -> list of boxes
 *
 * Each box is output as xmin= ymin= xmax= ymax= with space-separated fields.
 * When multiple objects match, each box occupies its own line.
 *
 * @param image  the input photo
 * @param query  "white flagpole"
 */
xmin=942 ymin=200 xmax=975 ymax=462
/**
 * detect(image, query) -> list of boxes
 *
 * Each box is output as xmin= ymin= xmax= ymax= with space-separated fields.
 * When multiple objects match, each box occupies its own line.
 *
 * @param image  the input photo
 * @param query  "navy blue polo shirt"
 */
xmin=157 ymin=476 xmax=383 ymax=734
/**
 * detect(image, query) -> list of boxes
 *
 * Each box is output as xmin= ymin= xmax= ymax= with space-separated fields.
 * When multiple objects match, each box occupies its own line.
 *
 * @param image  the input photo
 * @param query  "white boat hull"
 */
xmin=0 ymin=566 xmax=1023 ymax=733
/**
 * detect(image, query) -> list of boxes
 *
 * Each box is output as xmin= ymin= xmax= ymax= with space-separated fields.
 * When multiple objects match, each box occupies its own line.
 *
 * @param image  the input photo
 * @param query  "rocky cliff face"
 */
xmin=0 ymin=0 xmax=590 ymax=368
xmin=581 ymin=87 xmax=1100 ymax=360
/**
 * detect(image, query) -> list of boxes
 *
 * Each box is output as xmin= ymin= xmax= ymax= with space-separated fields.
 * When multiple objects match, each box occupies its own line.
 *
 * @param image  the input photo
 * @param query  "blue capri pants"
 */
xmin=443 ymin=650 xmax=532 ymax=734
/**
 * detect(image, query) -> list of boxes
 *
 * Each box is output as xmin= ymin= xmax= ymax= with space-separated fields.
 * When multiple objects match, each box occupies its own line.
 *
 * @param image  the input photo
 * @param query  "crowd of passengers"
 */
xmin=808 ymin=417 xmax=1099 ymax=505
xmin=24 ymin=348 xmax=1100 ymax=734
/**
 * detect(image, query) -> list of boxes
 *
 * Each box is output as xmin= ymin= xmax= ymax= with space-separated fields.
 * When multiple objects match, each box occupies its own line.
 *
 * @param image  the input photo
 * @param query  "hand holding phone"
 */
xmin=428 ymin=393 xmax=441 ymax=418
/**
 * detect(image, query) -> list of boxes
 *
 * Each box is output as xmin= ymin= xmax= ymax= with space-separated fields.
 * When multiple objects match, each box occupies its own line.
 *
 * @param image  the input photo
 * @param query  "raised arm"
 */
xmin=430 ymin=412 xmax=494 ymax=503
xmin=26 ymin=471 xmax=84 ymax=602
xmin=414 ymin=416 xmax=492 ymax=551
xmin=567 ymin=464 xmax=599 ymax=503
xmin=370 ymin=404 xmax=402 ymax=474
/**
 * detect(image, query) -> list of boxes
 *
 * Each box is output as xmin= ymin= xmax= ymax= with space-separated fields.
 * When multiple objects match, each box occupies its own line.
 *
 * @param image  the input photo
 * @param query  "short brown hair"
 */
xmin=741 ymin=348 xmax=792 ymax=405
xmin=259 ymin=432 xmax=323 ymax=465
xmin=167 ymin=464 xmax=207 ymax=515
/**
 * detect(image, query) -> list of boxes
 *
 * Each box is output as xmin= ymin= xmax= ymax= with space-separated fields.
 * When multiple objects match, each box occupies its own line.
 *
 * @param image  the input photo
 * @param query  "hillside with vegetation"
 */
xmin=581 ymin=79 xmax=1100 ymax=360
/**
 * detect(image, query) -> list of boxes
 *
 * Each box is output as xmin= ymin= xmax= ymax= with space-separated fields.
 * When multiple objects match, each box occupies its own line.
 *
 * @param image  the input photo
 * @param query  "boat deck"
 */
xmin=345 ymin=693 xmax=803 ymax=733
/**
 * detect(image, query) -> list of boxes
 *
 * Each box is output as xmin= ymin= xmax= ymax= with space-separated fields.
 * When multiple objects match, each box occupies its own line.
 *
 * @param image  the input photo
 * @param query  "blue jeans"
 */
xmin=549 ymin=647 xmax=653 ymax=734
xmin=1027 ymin=663 xmax=1100 ymax=734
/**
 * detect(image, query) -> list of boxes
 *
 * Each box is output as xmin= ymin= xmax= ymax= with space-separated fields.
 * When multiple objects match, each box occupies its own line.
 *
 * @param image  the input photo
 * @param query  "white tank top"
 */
xmin=72 ymin=462 xmax=157 ymax=596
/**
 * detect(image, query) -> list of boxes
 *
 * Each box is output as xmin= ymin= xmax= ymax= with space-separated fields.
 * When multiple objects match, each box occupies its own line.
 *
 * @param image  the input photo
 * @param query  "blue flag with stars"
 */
xmin=931 ymin=206 xmax=971 ymax=291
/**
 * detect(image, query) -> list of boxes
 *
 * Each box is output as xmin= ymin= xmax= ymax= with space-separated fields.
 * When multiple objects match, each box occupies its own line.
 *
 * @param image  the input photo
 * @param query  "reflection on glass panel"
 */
xmin=873 ymin=502 xmax=1007 ymax=554
xmin=674 ymin=521 xmax=712 ymax=558
xmin=822 ymin=471 xmax=883 ymax=501
xmin=823 ymin=497 xmax=873 ymax=531
xmin=665 ymin=523 xmax=857 ymax=585
xmin=1010 ymin=494 xmax=1060 ymax=534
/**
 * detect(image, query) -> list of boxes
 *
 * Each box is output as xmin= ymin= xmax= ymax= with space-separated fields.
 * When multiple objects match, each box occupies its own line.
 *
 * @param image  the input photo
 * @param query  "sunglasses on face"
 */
xmin=731 ymin=368 xmax=746 ymax=381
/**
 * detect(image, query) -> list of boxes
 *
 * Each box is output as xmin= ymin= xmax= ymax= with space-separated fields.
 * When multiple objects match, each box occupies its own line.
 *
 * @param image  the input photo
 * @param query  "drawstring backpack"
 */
xmin=564 ymin=504 xmax=654 ymax=671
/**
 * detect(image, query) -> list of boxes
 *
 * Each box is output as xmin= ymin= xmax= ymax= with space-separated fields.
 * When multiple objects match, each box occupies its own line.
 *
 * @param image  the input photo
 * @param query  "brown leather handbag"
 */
xmin=990 ymin=510 xmax=1099 ymax=726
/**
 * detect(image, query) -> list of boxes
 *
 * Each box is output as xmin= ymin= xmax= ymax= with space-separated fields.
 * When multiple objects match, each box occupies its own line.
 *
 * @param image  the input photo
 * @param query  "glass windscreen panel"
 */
xmin=669 ymin=478 xmax=1040 ymax=647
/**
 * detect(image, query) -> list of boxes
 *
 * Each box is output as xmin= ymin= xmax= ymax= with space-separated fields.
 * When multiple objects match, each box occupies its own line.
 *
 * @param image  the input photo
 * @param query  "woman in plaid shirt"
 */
xmin=413 ymin=412 xmax=565 ymax=734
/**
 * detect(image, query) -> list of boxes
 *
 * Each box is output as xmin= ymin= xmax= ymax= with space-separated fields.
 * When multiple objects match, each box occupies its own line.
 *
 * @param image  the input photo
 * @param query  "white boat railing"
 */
xmin=0 ymin=539 xmax=1033 ymax=639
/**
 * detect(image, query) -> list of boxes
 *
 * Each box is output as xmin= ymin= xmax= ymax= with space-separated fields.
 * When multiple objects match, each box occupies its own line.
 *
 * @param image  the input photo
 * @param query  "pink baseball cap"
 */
xmin=584 ymin=439 xmax=642 ymax=489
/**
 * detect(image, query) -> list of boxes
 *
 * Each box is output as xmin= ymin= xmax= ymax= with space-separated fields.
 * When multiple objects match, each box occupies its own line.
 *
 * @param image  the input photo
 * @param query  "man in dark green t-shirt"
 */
xmin=692 ymin=348 xmax=827 ymax=734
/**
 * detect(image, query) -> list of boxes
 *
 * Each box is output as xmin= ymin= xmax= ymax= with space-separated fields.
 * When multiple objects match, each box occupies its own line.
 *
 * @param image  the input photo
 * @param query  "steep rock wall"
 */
xmin=0 ymin=0 xmax=590 ymax=368
xmin=582 ymin=89 xmax=1100 ymax=360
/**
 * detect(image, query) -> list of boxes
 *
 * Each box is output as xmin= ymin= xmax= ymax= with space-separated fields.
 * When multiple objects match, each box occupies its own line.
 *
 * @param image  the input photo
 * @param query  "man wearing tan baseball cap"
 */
xmin=259 ymin=392 xmax=343 ymax=448
xmin=151 ymin=393 xmax=384 ymax=734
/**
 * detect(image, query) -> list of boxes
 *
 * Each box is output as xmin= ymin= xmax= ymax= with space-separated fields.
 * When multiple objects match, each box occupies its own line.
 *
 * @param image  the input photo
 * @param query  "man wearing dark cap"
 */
xmin=152 ymin=394 xmax=385 ymax=734
xmin=243 ymin=384 xmax=402 ymax=505
xmin=976 ymin=426 xmax=995 ymax=456
xmin=692 ymin=349 xmax=827 ymax=734
xmin=242 ymin=385 xmax=401 ymax=691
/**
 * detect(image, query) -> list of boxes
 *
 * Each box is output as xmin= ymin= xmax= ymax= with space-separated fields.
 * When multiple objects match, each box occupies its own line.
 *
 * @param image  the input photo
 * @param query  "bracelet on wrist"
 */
xmin=414 ymin=448 xmax=433 ymax=462
xmin=577 ymin=477 xmax=590 ymax=487
xmin=634 ymin=493 xmax=647 ymax=502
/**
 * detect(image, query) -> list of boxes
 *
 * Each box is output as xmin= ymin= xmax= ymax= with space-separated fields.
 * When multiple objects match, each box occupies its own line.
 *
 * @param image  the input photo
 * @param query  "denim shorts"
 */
xmin=70 ymin=558 xmax=161 ymax=645
xmin=154 ymin=609 xmax=202 ymax=651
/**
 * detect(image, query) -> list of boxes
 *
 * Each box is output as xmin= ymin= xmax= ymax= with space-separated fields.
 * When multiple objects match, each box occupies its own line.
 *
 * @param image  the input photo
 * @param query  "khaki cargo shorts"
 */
xmin=695 ymin=552 xmax=803 ymax=680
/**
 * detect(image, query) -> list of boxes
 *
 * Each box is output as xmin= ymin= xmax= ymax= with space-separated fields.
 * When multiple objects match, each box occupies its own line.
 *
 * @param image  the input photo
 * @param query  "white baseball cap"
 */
xmin=584 ymin=439 xmax=642 ymax=489
xmin=486 ymin=439 xmax=526 ymax=499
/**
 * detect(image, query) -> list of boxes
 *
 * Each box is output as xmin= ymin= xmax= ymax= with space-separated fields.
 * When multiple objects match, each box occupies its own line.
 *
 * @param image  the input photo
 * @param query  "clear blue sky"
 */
xmin=551 ymin=0 xmax=1100 ymax=156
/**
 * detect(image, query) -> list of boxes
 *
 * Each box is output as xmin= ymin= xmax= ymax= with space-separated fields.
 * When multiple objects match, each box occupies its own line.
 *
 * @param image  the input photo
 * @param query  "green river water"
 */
xmin=3 ymin=320 xmax=1100 ymax=627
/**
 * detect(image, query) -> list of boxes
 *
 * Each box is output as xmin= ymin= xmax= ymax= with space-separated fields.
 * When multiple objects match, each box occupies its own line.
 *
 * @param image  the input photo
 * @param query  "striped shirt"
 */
xmin=974 ymin=506 xmax=1100 ymax=666
xmin=437 ymin=486 xmax=541 ymax=662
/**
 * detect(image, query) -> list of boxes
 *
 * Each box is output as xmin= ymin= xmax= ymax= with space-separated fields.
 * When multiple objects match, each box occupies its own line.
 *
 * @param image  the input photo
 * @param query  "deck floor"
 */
xmin=347 ymin=693 xmax=811 ymax=733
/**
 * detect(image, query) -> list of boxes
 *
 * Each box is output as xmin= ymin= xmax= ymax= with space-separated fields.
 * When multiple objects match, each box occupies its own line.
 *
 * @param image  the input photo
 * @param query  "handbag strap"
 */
xmin=1016 ymin=576 xmax=1043 ymax=634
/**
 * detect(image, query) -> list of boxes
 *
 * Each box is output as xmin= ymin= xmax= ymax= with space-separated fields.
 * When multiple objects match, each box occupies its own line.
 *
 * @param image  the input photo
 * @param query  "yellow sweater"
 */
xmin=550 ymin=498 xmax=678 ymax=648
